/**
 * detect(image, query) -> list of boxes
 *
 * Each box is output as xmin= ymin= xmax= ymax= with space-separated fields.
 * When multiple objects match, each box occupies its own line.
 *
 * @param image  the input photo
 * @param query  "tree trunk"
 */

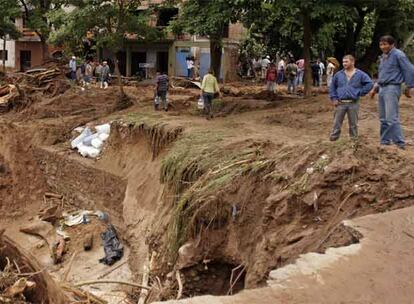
xmin=303 ymin=11 xmax=312 ymax=97
xmin=2 ymin=37 xmax=6 ymax=73
xmin=114 ymin=56 xmax=125 ymax=97
xmin=210 ymin=38 xmax=222 ymax=80
xmin=40 ymin=38 xmax=49 ymax=64
xmin=358 ymin=7 xmax=392 ymax=73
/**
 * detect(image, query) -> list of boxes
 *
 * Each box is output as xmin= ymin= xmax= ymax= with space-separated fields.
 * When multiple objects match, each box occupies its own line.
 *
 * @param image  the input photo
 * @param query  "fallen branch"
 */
xmin=74 ymin=280 xmax=151 ymax=290
xmin=97 ymin=260 xmax=128 ymax=279
xmin=227 ymin=265 xmax=246 ymax=295
xmin=63 ymin=251 xmax=78 ymax=282
xmin=45 ymin=192 xmax=63 ymax=199
xmin=176 ymin=270 xmax=183 ymax=300
xmin=61 ymin=283 xmax=107 ymax=304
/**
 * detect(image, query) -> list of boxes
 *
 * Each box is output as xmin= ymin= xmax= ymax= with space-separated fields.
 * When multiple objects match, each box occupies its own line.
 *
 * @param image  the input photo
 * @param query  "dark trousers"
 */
xmin=70 ymin=70 xmax=77 ymax=81
xmin=157 ymin=90 xmax=168 ymax=110
xmin=277 ymin=70 xmax=284 ymax=84
xmin=312 ymin=74 xmax=320 ymax=86
xmin=187 ymin=68 xmax=193 ymax=78
xmin=203 ymin=92 xmax=214 ymax=118
xmin=330 ymin=102 xmax=359 ymax=140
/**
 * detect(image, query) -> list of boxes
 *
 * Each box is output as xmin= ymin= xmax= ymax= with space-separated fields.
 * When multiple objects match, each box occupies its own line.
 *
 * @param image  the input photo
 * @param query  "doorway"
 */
xmin=131 ymin=52 xmax=146 ymax=77
xmin=20 ymin=50 xmax=31 ymax=71
xmin=157 ymin=52 xmax=169 ymax=74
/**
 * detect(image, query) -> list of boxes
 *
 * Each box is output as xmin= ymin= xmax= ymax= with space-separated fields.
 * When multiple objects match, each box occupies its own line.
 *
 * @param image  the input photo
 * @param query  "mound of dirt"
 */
xmin=143 ymin=135 xmax=414 ymax=299
xmin=0 ymin=232 xmax=68 ymax=303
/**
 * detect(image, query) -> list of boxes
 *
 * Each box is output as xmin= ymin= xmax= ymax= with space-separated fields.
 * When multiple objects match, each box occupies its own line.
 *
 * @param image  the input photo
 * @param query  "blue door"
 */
xmin=200 ymin=51 xmax=224 ymax=80
xmin=199 ymin=52 xmax=211 ymax=79
xmin=175 ymin=48 xmax=190 ymax=77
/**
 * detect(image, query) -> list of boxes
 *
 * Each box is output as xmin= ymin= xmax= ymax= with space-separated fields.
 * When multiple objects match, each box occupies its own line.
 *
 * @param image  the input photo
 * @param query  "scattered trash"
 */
xmin=62 ymin=210 xmax=109 ymax=227
xmin=99 ymin=224 xmax=124 ymax=266
xmin=71 ymin=123 xmax=111 ymax=158
xmin=306 ymin=167 xmax=314 ymax=175
xmin=63 ymin=210 xmax=93 ymax=227
xmin=83 ymin=233 xmax=94 ymax=251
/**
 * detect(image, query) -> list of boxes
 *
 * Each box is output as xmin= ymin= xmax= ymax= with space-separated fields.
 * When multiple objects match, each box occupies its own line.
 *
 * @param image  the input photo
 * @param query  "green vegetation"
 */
xmin=160 ymin=132 xmax=279 ymax=255
xmin=0 ymin=0 xmax=21 ymax=72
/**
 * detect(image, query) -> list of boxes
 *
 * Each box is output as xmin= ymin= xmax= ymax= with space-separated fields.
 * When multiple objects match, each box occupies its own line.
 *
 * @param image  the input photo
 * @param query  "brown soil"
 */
xmin=1 ymin=81 xmax=414 ymax=303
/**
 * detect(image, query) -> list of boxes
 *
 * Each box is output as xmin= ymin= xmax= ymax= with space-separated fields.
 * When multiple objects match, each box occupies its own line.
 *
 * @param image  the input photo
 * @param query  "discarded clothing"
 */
xmin=99 ymin=224 xmax=124 ymax=266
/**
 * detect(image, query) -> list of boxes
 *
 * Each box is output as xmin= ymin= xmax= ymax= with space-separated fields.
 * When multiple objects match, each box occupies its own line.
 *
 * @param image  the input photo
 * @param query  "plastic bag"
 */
xmin=99 ymin=224 xmax=124 ymax=265
xmin=82 ymin=133 xmax=99 ymax=146
xmin=71 ymin=127 xmax=92 ymax=149
xmin=91 ymin=138 xmax=104 ymax=149
xmin=197 ymin=95 xmax=204 ymax=109
xmin=99 ymin=133 xmax=109 ymax=141
xmin=78 ymin=144 xmax=100 ymax=158
xmin=154 ymin=96 xmax=160 ymax=105
xmin=95 ymin=123 xmax=111 ymax=135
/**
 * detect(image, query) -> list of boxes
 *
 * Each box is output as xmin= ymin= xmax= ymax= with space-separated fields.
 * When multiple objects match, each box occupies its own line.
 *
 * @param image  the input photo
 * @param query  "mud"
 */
xmin=1 ymin=82 xmax=414 ymax=303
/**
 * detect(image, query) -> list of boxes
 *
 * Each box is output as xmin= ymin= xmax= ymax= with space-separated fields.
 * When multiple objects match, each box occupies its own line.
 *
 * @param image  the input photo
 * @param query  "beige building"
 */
xmin=0 ymin=15 xmax=45 ymax=71
xmin=102 ymin=1 xmax=247 ymax=81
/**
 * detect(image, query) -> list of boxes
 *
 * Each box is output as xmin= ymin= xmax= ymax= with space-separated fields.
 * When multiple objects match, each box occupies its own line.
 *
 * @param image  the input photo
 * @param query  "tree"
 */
xmin=0 ymin=0 xmax=21 ymax=73
xmin=50 ymin=0 xmax=160 ymax=101
xmin=169 ymin=0 xmax=249 ymax=78
xmin=244 ymin=0 xmax=347 ymax=96
xmin=18 ymin=0 xmax=64 ymax=61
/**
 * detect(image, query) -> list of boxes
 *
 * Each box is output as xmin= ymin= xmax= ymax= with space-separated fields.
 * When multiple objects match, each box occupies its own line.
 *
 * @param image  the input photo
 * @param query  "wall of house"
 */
xmin=0 ymin=39 xmax=16 ymax=68
xmin=15 ymin=41 xmax=44 ymax=71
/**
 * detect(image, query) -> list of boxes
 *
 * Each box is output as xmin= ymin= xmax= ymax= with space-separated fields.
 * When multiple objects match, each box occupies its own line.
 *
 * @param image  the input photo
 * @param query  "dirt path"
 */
xmin=155 ymin=205 xmax=414 ymax=304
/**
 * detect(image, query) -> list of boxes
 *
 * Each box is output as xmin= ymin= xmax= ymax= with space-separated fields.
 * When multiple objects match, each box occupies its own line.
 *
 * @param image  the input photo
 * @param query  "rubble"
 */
xmin=0 ymin=65 xmax=70 ymax=113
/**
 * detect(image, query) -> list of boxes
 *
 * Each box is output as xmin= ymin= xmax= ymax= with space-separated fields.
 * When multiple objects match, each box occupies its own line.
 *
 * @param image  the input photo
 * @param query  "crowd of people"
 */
xmin=68 ymin=35 xmax=414 ymax=149
xmin=68 ymin=56 xmax=112 ymax=89
xmin=247 ymin=55 xmax=339 ymax=94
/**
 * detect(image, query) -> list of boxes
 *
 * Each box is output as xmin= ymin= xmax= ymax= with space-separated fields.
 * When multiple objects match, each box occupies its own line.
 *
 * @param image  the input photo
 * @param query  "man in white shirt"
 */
xmin=326 ymin=61 xmax=336 ymax=87
xmin=186 ymin=57 xmax=194 ymax=79
xmin=318 ymin=58 xmax=325 ymax=87
xmin=261 ymin=56 xmax=271 ymax=80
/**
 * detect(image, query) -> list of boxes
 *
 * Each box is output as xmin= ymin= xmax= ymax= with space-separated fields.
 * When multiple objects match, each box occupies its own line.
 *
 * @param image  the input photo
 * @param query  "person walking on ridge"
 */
xmin=201 ymin=69 xmax=221 ymax=120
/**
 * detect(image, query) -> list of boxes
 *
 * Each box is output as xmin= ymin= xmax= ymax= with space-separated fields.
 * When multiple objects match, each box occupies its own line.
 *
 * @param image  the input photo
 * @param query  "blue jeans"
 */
xmin=378 ymin=85 xmax=404 ymax=146
xmin=277 ymin=70 xmax=284 ymax=84
xmin=203 ymin=92 xmax=214 ymax=118
xmin=330 ymin=102 xmax=359 ymax=140
xmin=296 ymin=69 xmax=304 ymax=86
xmin=287 ymin=78 xmax=296 ymax=93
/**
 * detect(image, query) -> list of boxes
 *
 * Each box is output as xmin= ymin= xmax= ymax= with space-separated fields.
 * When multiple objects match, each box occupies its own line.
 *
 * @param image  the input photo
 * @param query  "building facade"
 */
xmin=0 ymin=15 xmax=45 ymax=71
xmin=102 ymin=0 xmax=246 ymax=81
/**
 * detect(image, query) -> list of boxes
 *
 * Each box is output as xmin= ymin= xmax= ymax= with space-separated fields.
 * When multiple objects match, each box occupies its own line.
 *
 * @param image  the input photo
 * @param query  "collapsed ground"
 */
xmin=1 ymin=79 xmax=414 ymax=303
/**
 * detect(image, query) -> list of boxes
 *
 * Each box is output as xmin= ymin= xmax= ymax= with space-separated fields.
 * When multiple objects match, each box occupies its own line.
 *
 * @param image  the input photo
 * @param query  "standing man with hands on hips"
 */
xmin=329 ymin=55 xmax=373 ymax=141
xmin=370 ymin=35 xmax=414 ymax=150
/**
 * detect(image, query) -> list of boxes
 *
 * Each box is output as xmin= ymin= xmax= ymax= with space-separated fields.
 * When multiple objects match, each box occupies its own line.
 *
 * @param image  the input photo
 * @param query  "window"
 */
xmin=0 ymin=50 xmax=8 ymax=61
xmin=222 ymin=23 xmax=229 ymax=38
xmin=157 ymin=8 xmax=179 ymax=27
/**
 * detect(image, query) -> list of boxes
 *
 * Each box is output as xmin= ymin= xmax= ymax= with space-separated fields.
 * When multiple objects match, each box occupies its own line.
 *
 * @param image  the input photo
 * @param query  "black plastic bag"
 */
xmin=99 ymin=224 xmax=124 ymax=265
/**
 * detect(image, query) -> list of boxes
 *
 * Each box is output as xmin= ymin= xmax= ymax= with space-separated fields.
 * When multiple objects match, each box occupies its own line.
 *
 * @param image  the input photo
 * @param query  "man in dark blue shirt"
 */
xmin=370 ymin=35 xmax=414 ymax=149
xmin=329 ymin=55 xmax=373 ymax=141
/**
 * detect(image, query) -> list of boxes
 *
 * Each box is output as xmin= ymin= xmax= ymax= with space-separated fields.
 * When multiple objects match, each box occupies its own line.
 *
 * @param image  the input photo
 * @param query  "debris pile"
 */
xmin=0 ymin=231 xmax=68 ymax=303
xmin=71 ymin=123 xmax=111 ymax=158
xmin=0 ymin=66 xmax=70 ymax=113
